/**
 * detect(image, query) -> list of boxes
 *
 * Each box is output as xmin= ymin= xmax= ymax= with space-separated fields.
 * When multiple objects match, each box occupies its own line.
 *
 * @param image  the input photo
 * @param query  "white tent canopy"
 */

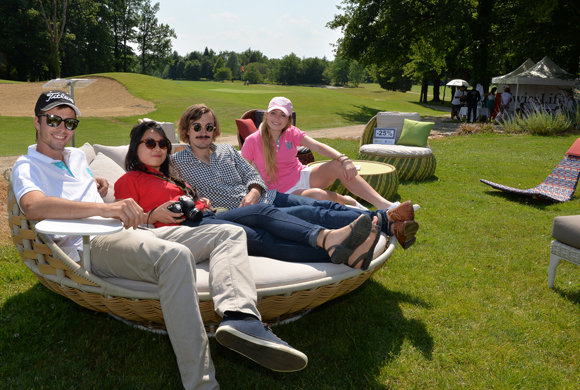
xmin=491 ymin=57 xmax=578 ymax=111
xmin=491 ymin=58 xmax=535 ymax=85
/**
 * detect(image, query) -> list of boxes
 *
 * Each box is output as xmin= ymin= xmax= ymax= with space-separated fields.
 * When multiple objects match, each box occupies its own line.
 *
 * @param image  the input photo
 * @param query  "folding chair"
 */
xmin=480 ymin=138 xmax=580 ymax=203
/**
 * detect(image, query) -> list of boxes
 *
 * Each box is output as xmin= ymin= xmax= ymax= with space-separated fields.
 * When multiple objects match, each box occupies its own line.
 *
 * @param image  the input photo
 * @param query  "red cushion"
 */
xmin=566 ymin=138 xmax=580 ymax=157
xmin=235 ymin=118 xmax=258 ymax=141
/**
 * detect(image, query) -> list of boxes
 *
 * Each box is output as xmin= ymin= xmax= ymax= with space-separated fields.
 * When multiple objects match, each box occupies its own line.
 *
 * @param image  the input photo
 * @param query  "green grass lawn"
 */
xmin=2 ymin=75 xmax=580 ymax=388
xmin=1 ymin=74 xmax=449 ymax=156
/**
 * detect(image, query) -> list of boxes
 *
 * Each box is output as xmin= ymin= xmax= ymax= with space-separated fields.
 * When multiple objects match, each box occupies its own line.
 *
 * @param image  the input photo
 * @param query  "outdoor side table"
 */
xmin=35 ymin=217 xmax=123 ymax=272
xmin=308 ymin=160 xmax=399 ymax=201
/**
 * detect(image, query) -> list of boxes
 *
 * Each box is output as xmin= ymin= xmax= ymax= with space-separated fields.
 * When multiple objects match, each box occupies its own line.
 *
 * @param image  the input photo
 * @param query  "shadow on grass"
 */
xmin=335 ymin=105 xmax=381 ymax=123
xmin=0 ymin=282 xmax=181 ymax=389
xmin=480 ymin=190 xmax=555 ymax=209
xmin=399 ymin=175 xmax=440 ymax=185
xmin=554 ymin=287 xmax=580 ymax=305
xmin=1 ymin=274 xmax=433 ymax=389
xmin=213 ymin=279 xmax=434 ymax=389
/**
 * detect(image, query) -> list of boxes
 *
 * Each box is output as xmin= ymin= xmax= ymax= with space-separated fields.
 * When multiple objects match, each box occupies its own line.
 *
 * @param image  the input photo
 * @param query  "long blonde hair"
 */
xmin=260 ymin=112 xmax=293 ymax=185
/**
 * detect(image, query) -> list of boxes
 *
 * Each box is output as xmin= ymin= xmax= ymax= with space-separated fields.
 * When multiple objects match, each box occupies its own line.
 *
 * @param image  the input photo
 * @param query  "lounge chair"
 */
xmin=6 ymin=142 xmax=396 ymax=333
xmin=357 ymin=112 xmax=437 ymax=181
xmin=480 ymin=138 xmax=580 ymax=203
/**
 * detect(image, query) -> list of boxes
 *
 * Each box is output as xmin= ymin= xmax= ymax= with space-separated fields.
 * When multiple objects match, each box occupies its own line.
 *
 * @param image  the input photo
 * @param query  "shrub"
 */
xmin=456 ymin=122 xmax=495 ymax=135
xmin=498 ymin=106 xmax=572 ymax=135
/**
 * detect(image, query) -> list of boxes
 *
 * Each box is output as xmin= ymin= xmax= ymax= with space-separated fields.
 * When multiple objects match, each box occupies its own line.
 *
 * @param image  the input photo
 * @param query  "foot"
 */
xmin=390 ymin=220 xmax=419 ymax=249
xmin=386 ymin=200 xmax=414 ymax=223
xmin=216 ymin=316 xmax=308 ymax=372
xmin=346 ymin=216 xmax=381 ymax=269
xmin=320 ymin=215 xmax=372 ymax=264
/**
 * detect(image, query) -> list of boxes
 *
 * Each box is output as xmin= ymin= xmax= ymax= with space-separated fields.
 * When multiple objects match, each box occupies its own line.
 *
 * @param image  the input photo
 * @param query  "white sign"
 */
xmin=373 ymin=127 xmax=396 ymax=145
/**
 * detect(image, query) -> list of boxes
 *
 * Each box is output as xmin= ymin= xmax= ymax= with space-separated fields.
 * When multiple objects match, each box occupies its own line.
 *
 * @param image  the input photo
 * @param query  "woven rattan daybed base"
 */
xmin=7 ymin=183 xmax=395 ymax=332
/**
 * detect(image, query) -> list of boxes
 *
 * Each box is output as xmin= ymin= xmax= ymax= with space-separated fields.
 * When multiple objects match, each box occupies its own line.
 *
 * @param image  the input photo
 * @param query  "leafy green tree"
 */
xmin=0 ymin=0 xmax=51 ymax=81
xmin=213 ymin=56 xmax=225 ymax=76
xmin=37 ymin=0 xmax=69 ymax=78
xmin=226 ymin=52 xmax=240 ymax=79
xmin=348 ymin=60 xmax=365 ymax=87
xmin=136 ymin=0 xmax=176 ymax=75
xmin=331 ymin=55 xmax=349 ymax=86
xmin=200 ymin=56 xmax=213 ymax=79
xmin=300 ymin=57 xmax=327 ymax=84
xmin=175 ymin=58 xmax=186 ymax=79
xmin=108 ymin=0 xmax=142 ymax=72
xmin=277 ymin=53 xmax=300 ymax=85
xmin=214 ymin=66 xmax=232 ymax=82
xmin=243 ymin=63 xmax=263 ymax=84
xmin=184 ymin=59 xmax=201 ymax=80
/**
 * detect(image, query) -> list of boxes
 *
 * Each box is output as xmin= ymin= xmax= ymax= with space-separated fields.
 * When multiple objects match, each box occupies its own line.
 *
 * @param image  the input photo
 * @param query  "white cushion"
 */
xmin=93 ymin=144 xmax=129 ymax=170
xmin=102 ymin=233 xmax=388 ymax=295
xmin=78 ymin=142 xmax=96 ymax=164
xmin=141 ymin=118 xmax=178 ymax=143
xmin=376 ymin=112 xmax=421 ymax=141
xmin=360 ymin=143 xmax=433 ymax=158
xmin=89 ymin=153 xmax=127 ymax=203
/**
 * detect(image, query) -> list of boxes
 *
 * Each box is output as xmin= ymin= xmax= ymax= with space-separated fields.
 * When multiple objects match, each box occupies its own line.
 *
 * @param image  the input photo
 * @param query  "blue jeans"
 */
xmin=182 ymin=203 xmax=330 ymax=263
xmin=272 ymin=192 xmax=388 ymax=234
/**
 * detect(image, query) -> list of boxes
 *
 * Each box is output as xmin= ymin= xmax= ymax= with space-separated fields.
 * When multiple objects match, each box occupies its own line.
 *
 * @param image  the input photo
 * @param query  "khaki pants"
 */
xmin=90 ymin=224 xmax=258 ymax=390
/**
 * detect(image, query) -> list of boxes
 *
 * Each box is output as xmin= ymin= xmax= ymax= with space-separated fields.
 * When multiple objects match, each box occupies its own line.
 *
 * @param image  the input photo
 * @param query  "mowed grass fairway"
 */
xmin=0 ymin=73 xmax=448 ymax=156
xmin=2 ymin=75 xmax=580 ymax=389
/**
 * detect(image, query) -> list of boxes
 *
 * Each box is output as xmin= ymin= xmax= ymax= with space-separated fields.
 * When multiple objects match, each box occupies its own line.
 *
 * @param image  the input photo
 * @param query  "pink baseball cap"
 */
xmin=267 ymin=97 xmax=293 ymax=116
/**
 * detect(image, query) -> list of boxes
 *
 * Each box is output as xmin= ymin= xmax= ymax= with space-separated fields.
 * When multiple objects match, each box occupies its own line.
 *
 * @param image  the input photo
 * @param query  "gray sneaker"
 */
xmin=216 ymin=317 xmax=308 ymax=372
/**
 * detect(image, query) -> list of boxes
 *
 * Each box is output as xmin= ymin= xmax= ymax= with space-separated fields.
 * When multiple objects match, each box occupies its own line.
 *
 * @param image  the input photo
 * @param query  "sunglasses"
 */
xmin=140 ymin=138 xmax=169 ymax=150
xmin=37 ymin=114 xmax=80 ymax=131
xmin=190 ymin=123 xmax=215 ymax=132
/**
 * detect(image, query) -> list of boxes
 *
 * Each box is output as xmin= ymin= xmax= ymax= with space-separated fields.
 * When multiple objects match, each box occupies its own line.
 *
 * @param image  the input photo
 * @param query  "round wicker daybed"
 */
xmin=358 ymin=113 xmax=437 ymax=181
xmin=7 ymin=181 xmax=395 ymax=332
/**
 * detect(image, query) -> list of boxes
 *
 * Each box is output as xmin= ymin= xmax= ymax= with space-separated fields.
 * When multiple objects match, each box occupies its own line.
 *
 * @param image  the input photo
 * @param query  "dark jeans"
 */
xmin=272 ymin=192 xmax=388 ymax=235
xmin=467 ymin=104 xmax=478 ymax=122
xmin=182 ymin=203 xmax=330 ymax=263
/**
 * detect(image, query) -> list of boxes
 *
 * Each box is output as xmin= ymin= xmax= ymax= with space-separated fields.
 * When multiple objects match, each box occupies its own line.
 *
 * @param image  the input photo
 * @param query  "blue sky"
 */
xmin=155 ymin=0 xmax=344 ymax=60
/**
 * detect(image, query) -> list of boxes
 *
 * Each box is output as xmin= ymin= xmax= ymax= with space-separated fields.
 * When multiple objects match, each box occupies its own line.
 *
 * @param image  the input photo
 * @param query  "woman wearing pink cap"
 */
xmin=241 ymin=96 xmax=397 ymax=211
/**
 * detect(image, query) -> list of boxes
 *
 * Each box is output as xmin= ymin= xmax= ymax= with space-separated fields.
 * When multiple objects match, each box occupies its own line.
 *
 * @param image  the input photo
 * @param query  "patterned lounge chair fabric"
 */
xmin=480 ymin=138 xmax=580 ymax=203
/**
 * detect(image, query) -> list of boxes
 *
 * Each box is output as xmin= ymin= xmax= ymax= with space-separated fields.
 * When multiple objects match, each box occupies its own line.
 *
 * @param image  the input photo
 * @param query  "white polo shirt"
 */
xmin=12 ymin=145 xmax=102 ymax=261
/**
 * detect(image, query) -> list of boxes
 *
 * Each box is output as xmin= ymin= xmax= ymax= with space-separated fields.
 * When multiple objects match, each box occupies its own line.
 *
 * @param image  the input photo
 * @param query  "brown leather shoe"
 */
xmin=391 ymin=220 xmax=419 ymax=249
xmin=387 ymin=200 xmax=414 ymax=223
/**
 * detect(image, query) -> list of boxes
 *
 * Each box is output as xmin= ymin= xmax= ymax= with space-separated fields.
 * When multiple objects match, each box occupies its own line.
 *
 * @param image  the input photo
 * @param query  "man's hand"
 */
xmin=239 ymin=187 xmax=261 ymax=207
xmin=104 ymin=199 xmax=147 ymax=229
xmin=95 ymin=177 xmax=109 ymax=198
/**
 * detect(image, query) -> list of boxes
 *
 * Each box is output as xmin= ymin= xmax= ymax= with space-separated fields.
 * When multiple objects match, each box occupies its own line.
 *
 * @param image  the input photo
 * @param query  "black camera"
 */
xmin=167 ymin=196 xmax=203 ymax=222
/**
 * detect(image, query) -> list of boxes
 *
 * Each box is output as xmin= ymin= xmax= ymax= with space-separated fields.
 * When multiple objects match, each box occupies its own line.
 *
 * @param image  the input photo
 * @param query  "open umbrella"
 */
xmin=446 ymin=79 xmax=470 ymax=87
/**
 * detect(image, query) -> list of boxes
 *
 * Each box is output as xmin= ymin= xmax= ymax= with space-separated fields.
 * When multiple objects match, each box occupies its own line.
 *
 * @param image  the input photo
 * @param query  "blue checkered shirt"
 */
xmin=170 ymin=144 xmax=276 ymax=210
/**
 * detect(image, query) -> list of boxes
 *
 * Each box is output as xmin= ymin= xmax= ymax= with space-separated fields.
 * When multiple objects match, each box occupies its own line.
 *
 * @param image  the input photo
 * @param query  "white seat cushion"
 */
xmin=88 ymin=153 xmax=127 ymax=203
xmin=102 ymin=234 xmax=388 ymax=295
xmin=93 ymin=144 xmax=129 ymax=170
xmin=360 ymin=143 xmax=433 ymax=158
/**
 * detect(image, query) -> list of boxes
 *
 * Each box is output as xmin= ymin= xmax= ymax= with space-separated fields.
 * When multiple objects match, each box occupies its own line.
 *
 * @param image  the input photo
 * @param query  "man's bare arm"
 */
xmin=20 ymin=190 xmax=146 ymax=229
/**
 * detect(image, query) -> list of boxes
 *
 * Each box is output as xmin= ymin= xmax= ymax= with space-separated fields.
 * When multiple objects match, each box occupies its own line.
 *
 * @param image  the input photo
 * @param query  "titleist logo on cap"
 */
xmin=44 ymin=91 xmax=74 ymax=104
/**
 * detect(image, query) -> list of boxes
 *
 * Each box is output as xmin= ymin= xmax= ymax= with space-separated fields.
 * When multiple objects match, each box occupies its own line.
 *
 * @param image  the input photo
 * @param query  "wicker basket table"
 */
xmin=308 ymin=160 xmax=399 ymax=201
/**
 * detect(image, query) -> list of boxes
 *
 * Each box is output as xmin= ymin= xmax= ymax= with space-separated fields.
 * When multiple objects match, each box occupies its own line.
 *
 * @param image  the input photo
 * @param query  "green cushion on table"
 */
xmin=396 ymin=119 xmax=434 ymax=147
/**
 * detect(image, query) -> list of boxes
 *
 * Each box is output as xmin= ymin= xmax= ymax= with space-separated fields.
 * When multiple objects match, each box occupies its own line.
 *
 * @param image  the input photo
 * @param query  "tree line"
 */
xmin=162 ymin=48 xmax=372 ymax=87
xmin=0 ymin=0 xmax=374 ymax=87
xmin=0 ymin=0 xmax=175 ymax=81
xmin=327 ymin=0 xmax=580 ymax=100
